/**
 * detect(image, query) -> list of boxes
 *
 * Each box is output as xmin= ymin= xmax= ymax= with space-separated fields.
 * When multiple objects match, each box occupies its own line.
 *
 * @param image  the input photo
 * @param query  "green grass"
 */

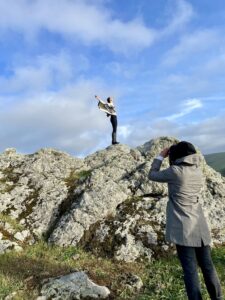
xmin=205 ymin=152 xmax=225 ymax=176
xmin=0 ymin=213 xmax=24 ymax=232
xmin=0 ymin=242 xmax=224 ymax=300
xmin=137 ymin=246 xmax=225 ymax=300
xmin=64 ymin=169 xmax=92 ymax=188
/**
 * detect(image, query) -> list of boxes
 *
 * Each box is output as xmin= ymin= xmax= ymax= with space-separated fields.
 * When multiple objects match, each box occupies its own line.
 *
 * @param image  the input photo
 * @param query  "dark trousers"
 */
xmin=110 ymin=115 xmax=117 ymax=133
xmin=176 ymin=244 xmax=223 ymax=300
xmin=110 ymin=115 xmax=118 ymax=143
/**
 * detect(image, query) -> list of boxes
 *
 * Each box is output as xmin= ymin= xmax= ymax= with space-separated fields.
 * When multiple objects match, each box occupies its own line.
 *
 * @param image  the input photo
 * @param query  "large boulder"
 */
xmin=0 ymin=148 xmax=84 ymax=241
xmin=0 ymin=137 xmax=225 ymax=260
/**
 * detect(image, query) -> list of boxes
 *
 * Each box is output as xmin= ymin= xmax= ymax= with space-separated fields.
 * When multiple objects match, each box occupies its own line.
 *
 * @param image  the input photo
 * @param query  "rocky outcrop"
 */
xmin=0 ymin=137 xmax=225 ymax=261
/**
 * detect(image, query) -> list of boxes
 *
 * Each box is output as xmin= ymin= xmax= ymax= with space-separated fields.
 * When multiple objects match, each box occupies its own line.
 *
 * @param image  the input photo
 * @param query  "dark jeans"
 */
xmin=110 ymin=115 xmax=117 ymax=133
xmin=176 ymin=243 xmax=223 ymax=300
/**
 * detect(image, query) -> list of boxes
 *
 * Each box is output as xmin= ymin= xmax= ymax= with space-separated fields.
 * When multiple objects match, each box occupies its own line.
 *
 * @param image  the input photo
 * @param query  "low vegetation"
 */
xmin=0 ymin=213 xmax=24 ymax=232
xmin=0 ymin=241 xmax=224 ymax=300
xmin=205 ymin=152 xmax=225 ymax=176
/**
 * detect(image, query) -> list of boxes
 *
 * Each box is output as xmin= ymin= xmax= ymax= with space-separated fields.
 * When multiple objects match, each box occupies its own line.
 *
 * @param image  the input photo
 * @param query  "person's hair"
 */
xmin=169 ymin=141 xmax=196 ymax=165
xmin=107 ymin=97 xmax=111 ymax=103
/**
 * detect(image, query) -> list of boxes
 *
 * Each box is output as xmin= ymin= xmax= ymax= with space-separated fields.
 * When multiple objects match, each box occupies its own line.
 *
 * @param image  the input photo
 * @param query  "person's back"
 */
xmin=167 ymin=154 xmax=203 ymax=205
xmin=148 ymin=141 xmax=223 ymax=300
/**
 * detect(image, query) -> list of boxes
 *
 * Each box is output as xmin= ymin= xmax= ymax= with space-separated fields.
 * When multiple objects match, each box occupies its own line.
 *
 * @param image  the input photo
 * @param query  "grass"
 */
xmin=64 ymin=169 xmax=92 ymax=188
xmin=0 ymin=241 xmax=224 ymax=300
xmin=138 ymin=245 xmax=225 ymax=300
xmin=0 ymin=213 xmax=24 ymax=232
xmin=0 ymin=241 xmax=145 ymax=299
xmin=205 ymin=152 xmax=225 ymax=176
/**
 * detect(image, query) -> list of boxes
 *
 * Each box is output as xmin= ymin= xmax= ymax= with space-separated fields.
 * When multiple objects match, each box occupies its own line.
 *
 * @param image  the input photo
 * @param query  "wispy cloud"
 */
xmin=164 ymin=98 xmax=203 ymax=121
xmin=162 ymin=29 xmax=221 ymax=66
xmin=161 ymin=0 xmax=194 ymax=36
xmin=201 ymin=96 xmax=225 ymax=101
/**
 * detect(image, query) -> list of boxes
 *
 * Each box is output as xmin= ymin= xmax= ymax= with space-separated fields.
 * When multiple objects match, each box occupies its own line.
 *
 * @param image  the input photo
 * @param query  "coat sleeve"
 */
xmin=148 ymin=159 xmax=177 ymax=183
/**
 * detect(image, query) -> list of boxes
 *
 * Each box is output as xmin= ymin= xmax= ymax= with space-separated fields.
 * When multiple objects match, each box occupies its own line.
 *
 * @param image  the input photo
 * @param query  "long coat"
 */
xmin=148 ymin=154 xmax=211 ymax=247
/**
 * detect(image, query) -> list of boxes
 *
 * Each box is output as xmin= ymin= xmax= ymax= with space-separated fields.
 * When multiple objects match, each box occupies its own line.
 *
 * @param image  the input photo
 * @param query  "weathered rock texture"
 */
xmin=39 ymin=272 xmax=110 ymax=300
xmin=0 ymin=137 xmax=225 ymax=260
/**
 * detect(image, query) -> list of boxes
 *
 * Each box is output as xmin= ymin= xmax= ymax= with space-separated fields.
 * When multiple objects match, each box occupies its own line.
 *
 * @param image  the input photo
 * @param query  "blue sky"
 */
xmin=0 ymin=0 xmax=225 ymax=156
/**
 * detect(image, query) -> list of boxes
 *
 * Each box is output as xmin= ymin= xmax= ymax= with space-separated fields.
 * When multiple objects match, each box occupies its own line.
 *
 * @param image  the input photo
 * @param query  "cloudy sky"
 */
xmin=0 ymin=0 xmax=225 ymax=156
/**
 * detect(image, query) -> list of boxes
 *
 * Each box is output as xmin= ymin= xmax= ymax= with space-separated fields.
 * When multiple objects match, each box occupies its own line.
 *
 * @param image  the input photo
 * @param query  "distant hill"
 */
xmin=205 ymin=152 xmax=225 ymax=176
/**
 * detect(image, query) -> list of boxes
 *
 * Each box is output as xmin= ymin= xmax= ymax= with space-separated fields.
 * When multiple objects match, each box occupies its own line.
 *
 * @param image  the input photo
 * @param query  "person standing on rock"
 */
xmin=94 ymin=95 xmax=119 ymax=145
xmin=148 ymin=141 xmax=223 ymax=300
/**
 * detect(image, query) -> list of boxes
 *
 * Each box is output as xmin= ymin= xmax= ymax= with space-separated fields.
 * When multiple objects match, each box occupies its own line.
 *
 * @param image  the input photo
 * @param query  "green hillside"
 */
xmin=205 ymin=152 xmax=225 ymax=176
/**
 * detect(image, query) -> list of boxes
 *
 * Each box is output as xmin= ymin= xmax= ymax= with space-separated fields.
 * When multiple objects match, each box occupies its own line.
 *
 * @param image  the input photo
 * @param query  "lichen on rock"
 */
xmin=0 ymin=137 xmax=224 ymax=261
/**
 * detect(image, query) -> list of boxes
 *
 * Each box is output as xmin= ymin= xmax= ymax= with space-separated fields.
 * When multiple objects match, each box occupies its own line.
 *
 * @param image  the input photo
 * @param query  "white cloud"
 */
xmin=118 ymin=112 xmax=225 ymax=155
xmin=164 ymin=98 xmax=203 ymax=121
xmin=0 ymin=51 xmax=89 ymax=94
xmin=0 ymin=84 xmax=224 ymax=156
xmin=180 ymin=115 xmax=225 ymax=153
xmin=0 ymin=79 xmax=116 ymax=155
xmin=0 ymin=0 xmax=196 ymax=54
xmin=162 ymin=29 xmax=221 ymax=66
xmin=0 ymin=0 xmax=155 ymax=53
xmin=118 ymin=125 xmax=132 ymax=139
xmin=1 ymin=0 xmax=224 ymax=157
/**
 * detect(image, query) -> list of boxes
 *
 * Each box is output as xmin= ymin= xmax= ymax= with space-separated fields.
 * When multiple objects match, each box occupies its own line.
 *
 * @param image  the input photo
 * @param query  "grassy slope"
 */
xmin=205 ymin=152 xmax=225 ymax=176
xmin=0 ymin=242 xmax=224 ymax=300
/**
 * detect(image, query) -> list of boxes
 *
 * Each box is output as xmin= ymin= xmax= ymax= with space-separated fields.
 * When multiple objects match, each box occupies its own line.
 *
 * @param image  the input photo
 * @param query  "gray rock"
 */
xmin=39 ymin=271 xmax=110 ymax=299
xmin=0 ymin=148 xmax=85 ymax=240
xmin=0 ymin=240 xmax=21 ymax=254
xmin=14 ymin=229 xmax=30 ymax=241
xmin=0 ymin=137 xmax=225 ymax=261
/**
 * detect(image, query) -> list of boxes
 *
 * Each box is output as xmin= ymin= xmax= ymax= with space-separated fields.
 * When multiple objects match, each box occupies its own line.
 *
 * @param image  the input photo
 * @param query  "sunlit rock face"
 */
xmin=0 ymin=137 xmax=225 ymax=260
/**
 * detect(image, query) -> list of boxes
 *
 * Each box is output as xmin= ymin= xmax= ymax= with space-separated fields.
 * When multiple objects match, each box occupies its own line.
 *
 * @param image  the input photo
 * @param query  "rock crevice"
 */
xmin=0 ymin=137 xmax=225 ymax=260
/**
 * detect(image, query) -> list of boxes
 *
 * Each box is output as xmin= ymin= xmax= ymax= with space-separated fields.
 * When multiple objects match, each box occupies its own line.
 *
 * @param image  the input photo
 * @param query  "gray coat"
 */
xmin=148 ymin=154 xmax=211 ymax=247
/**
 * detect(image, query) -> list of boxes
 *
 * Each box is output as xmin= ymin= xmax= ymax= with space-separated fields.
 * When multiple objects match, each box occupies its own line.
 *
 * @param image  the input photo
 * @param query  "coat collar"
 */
xmin=174 ymin=153 xmax=201 ymax=166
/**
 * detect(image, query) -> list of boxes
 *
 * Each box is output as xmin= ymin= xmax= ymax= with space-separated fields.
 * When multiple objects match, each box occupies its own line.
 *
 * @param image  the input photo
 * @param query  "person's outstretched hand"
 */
xmin=160 ymin=148 xmax=170 ymax=158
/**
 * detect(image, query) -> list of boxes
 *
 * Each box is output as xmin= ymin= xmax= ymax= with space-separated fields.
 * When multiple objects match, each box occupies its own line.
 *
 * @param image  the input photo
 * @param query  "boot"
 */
xmin=112 ymin=132 xmax=119 ymax=145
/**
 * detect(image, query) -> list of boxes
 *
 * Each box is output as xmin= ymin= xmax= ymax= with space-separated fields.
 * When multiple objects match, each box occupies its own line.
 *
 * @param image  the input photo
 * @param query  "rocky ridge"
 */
xmin=0 ymin=137 xmax=225 ymax=262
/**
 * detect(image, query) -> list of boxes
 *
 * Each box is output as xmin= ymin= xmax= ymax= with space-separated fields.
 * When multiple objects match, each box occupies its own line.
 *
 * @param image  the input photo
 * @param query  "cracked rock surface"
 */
xmin=38 ymin=272 xmax=110 ymax=300
xmin=0 ymin=137 xmax=225 ymax=260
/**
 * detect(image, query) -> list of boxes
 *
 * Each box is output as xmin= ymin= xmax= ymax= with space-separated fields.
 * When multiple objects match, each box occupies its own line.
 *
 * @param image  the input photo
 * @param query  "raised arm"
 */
xmin=95 ymin=95 xmax=105 ymax=104
xmin=148 ymin=148 xmax=177 ymax=183
xmin=148 ymin=159 xmax=176 ymax=183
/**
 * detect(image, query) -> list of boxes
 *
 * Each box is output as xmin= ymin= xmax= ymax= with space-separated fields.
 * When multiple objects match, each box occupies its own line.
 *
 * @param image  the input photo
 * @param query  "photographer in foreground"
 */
xmin=149 ymin=141 xmax=222 ymax=300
